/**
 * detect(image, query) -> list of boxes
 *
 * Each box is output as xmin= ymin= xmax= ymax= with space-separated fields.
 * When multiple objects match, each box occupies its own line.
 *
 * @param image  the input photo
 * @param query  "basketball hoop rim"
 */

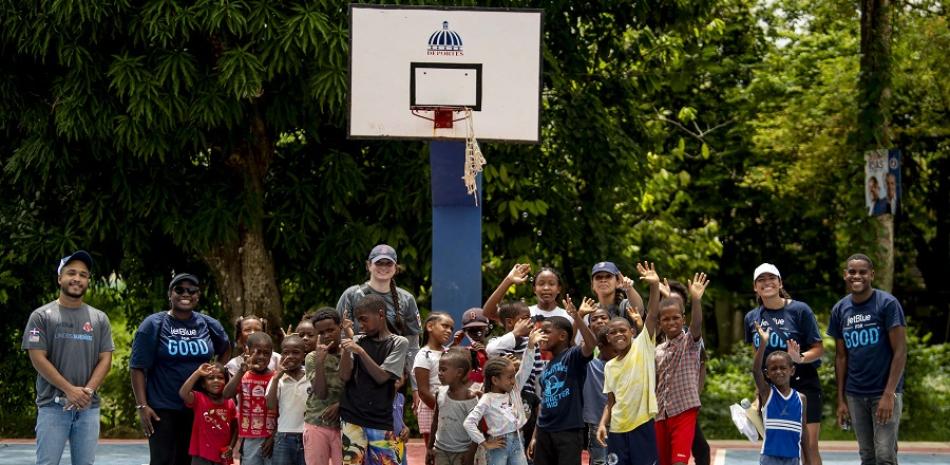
xmin=410 ymin=106 xmax=472 ymax=123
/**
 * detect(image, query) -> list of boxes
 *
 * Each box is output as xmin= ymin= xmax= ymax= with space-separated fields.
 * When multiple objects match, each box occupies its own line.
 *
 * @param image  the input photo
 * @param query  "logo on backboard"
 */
xmin=427 ymin=21 xmax=464 ymax=56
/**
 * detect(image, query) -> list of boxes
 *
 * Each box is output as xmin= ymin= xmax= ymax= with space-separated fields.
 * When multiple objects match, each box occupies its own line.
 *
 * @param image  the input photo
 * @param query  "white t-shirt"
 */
xmin=412 ymin=346 xmax=443 ymax=393
xmin=268 ymin=373 xmax=309 ymax=433
xmin=528 ymin=304 xmax=570 ymax=320
xmin=226 ymin=352 xmax=281 ymax=377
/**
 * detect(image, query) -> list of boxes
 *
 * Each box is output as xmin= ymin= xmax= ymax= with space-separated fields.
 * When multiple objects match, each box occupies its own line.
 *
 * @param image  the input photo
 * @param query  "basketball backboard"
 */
xmin=349 ymin=5 xmax=542 ymax=143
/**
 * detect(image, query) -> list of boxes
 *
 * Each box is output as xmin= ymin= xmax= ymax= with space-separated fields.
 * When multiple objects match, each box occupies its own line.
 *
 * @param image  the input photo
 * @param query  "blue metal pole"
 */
xmin=430 ymin=140 xmax=482 ymax=326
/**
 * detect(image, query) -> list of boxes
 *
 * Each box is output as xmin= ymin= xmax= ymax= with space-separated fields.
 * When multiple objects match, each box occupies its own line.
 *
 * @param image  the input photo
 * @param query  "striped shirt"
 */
xmin=762 ymin=384 xmax=803 ymax=459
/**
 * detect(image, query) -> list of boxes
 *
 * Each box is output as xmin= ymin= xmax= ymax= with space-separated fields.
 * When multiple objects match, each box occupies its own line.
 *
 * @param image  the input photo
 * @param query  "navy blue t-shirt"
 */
xmin=744 ymin=300 xmax=823 ymax=381
xmin=827 ymin=290 xmax=906 ymax=396
xmin=538 ymin=345 xmax=592 ymax=432
xmin=130 ymin=311 xmax=229 ymax=410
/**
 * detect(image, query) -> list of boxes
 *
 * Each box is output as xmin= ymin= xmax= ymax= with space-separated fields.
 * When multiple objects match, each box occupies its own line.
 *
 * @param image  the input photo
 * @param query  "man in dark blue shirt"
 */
xmin=827 ymin=254 xmax=906 ymax=465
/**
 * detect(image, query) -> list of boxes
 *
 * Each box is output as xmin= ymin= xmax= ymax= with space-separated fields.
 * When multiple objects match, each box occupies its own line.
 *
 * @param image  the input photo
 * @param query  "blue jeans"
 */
xmin=242 ymin=437 xmax=273 ymax=465
xmin=847 ymin=394 xmax=902 ymax=465
xmin=271 ymin=432 xmax=304 ymax=465
xmin=35 ymin=404 xmax=100 ymax=465
xmin=586 ymin=423 xmax=606 ymax=465
xmin=486 ymin=431 xmax=527 ymax=465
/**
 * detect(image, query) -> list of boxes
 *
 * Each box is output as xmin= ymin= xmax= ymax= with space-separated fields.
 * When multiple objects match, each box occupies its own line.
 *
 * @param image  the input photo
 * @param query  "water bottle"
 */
xmin=841 ymin=418 xmax=851 ymax=431
xmin=740 ymin=398 xmax=751 ymax=409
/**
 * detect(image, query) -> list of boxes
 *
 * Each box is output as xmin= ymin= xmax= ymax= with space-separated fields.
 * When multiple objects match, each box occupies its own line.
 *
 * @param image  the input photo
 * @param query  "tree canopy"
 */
xmin=1 ymin=0 xmax=947 ymax=437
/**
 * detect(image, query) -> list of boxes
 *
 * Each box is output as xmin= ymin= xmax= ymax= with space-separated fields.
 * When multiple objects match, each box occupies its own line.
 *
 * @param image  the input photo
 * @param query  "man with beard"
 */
xmin=22 ymin=250 xmax=114 ymax=465
xmin=828 ymin=254 xmax=906 ymax=465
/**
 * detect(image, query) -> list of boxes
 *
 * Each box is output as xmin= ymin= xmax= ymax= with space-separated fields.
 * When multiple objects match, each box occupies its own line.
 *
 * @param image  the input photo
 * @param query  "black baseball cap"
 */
xmin=57 ymin=250 xmax=93 ymax=275
xmin=168 ymin=273 xmax=200 ymax=290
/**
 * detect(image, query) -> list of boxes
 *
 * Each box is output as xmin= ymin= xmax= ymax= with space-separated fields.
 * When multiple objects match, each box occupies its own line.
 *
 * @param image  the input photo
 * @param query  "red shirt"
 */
xmin=466 ymin=347 xmax=488 ymax=383
xmin=239 ymin=370 xmax=276 ymax=438
xmin=187 ymin=391 xmax=236 ymax=464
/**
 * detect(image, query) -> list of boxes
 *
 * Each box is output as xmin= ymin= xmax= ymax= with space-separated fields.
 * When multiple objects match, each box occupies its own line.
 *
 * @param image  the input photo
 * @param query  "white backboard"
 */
xmin=349 ymin=5 xmax=542 ymax=143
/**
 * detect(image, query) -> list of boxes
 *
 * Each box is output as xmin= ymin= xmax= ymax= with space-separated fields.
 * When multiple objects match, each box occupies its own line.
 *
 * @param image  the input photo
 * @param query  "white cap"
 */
xmin=753 ymin=263 xmax=781 ymax=281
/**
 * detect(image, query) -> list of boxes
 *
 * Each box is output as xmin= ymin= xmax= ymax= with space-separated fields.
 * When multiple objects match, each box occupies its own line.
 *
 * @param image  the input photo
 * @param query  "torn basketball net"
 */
xmin=462 ymin=108 xmax=486 ymax=206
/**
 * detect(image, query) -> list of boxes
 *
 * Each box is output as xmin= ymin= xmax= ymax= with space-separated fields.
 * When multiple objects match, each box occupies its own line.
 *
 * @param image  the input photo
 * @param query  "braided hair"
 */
xmin=482 ymin=356 xmax=514 ymax=393
xmin=388 ymin=276 xmax=406 ymax=336
xmin=420 ymin=311 xmax=451 ymax=347
xmin=234 ymin=314 xmax=268 ymax=349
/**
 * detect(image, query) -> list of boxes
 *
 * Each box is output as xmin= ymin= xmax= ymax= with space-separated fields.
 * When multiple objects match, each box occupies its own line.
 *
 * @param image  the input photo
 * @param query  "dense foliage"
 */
xmin=1 ymin=0 xmax=946 ymax=438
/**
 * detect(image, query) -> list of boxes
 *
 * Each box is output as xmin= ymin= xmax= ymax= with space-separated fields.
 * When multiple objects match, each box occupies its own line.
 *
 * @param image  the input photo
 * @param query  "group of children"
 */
xmin=176 ymin=261 xmax=807 ymax=465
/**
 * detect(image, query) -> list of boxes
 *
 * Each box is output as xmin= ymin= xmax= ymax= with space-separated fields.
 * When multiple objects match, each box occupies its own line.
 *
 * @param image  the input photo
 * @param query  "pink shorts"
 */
xmin=303 ymin=423 xmax=342 ymax=465
xmin=415 ymin=402 xmax=435 ymax=434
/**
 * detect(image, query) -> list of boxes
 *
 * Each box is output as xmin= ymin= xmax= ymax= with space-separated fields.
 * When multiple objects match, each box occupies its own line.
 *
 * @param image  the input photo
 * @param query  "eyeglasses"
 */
xmin=173 ymin=286 xmax=200 ymax=296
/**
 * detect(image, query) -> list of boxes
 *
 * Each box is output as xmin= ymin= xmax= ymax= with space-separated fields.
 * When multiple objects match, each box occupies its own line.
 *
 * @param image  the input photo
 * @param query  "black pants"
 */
xmin=691 ymin=420 xmax=710 ymax=465
xmin=149 ymin=408 xmax=194 ymax=465
xmin=533 ymin=428 xmax=584 ymax=465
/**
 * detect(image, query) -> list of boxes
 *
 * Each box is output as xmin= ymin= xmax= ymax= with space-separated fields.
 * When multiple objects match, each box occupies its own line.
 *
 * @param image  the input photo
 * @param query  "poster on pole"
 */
xmin=864 ymin=149 xmax=901 ymax=217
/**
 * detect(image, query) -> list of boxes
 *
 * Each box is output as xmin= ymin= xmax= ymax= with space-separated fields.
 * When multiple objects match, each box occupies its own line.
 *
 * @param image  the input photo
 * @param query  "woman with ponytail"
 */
xmin=335 ymin=244 xmax=422 ymax=374
xmin=743 ymin=263 xmax=824 ymax=465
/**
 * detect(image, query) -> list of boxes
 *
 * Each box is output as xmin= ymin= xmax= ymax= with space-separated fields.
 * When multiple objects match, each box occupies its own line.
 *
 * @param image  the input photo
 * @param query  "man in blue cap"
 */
xmin=22 ymin=250 xmax=114 ymax=465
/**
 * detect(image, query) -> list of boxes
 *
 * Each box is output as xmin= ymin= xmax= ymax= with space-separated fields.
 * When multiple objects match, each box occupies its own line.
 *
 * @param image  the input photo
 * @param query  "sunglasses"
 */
xmin=173 ymin=286 xmax=200 ymax=296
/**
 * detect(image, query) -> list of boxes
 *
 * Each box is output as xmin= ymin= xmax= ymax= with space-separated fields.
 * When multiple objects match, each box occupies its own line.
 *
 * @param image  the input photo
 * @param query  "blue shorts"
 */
xmin=606 ymin=420 xmax=658 ymax=465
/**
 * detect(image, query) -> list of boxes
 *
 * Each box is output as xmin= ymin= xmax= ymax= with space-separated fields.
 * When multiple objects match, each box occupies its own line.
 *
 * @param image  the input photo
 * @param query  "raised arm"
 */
xmin=752 ymin=322 xmax=771 ymax=403
xmin=688 ymin=273 xmax=709 ymax=341
xmin=310 ymin=336 xmax=333 ymax=399
xmin=265 ymin=360 xmax=286 ymax=411
xmin=482 ymin=263 xmax=530 ymax=322
xmin=568 ymin=295 xmax=597 ymax=357
xmin=618 ymin=271 xmax=645 ymax=317
xmin=516 ymin=329 xmax=544 ymax=389
xmin=179 ymin=363 xmax=213 ymax=405
xmin=637 ymin=262 xmax=661 ymax=337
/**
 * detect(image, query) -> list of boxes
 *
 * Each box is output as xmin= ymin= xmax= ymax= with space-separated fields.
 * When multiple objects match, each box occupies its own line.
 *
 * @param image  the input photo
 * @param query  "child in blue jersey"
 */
xmin=753 ymin=322 xmax=808 ymax=465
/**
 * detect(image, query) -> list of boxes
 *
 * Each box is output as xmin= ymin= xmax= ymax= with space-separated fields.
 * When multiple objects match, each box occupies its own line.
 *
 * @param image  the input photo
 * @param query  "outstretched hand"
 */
xmin=786 ymin=339 xmax=802 ymax=363
xmin=617 ymin=272 xmax=636 ymax=291
xmin=507 ymin=263 xmax=531 ymax=285
xmin=754 ymin=321 xmax=770 ymax=344
xmin=578 ymin=297 xmax=597 ymax=318
xmin=689 ymin=272 xmax=709 ymax=300
xmin=636 ymin=262 xmax=660 ymax=286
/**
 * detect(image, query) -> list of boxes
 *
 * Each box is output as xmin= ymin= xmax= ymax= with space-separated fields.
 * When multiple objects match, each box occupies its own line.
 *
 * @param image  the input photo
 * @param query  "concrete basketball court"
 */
xmin=1 ymin=439 xmax=948 ymax=465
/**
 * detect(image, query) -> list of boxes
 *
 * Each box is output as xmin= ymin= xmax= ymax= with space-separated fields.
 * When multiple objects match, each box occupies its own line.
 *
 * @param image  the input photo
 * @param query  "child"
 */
xmin=661 ymin=280 xmax=711 ymax=465
xmin=529 ymin=296 xmax=597 ymax=465
xmin=414 ymin=312 xmax=456 ymax=446
xmin=339 ymin=295 xmax=410 ymax=465
xmin=654 ymin=273 xmax=709 ymax=465
xmin=753 ymin=322 xmax=807 ymax=465
xmin=464 ymin=329 xmax=543 ymax=465
xmin=483 ymin=264 xmax=568 ymax=323
xmin=596 ymin=262 xmax=662 ymax=465
xmin=393 ymin=372 xmax=411 ymax=465
xmin=453 ymin=308 xmax=492 ymax=388
xmin=227 ymin=315 xmax=281 ymax=377
xmin=582 ymin=328 xmax=616 ymax=465
xmin=296 ymin=318 xmax=318 ymax=353
xmin=427 ymin=348 xmax=479 ymax=465
xmin=304 ymin=308 xmax=344 ymax=465
xmin=223 ymin=331 xmax=277 ymax=465
xmin=179 ymin=363 xmax=237 ymax=465
xmin=485 ymin=302 xmax=545 ymax=455
xmin=266 ymin=334 xmax=309 ymax=465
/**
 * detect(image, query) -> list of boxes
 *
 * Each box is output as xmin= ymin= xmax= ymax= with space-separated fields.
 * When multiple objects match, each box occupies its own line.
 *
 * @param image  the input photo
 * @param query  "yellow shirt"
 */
xmin=603 ymin=329 xmax=657 ymax=433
